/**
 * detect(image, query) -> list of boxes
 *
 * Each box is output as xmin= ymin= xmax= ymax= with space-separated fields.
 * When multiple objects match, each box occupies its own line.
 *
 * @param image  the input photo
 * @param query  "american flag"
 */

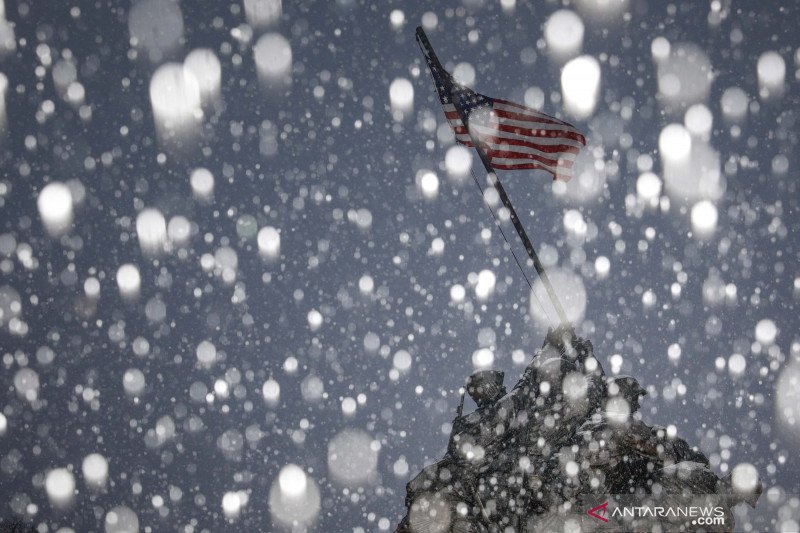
xmin=417 ymin=30 xmax=586 ymax=182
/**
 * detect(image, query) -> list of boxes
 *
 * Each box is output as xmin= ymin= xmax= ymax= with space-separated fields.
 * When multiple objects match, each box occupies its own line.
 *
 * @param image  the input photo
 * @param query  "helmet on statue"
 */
xmin=466 ymin=370 xmax=506 ymax=408
xmin=607 ymin=375 xmax=647 ymax=412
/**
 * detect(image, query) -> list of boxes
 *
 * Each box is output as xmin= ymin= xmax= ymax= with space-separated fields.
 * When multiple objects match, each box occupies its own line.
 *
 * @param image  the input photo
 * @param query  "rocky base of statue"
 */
xmin=396 ymin=327 xmax=761 ymax=533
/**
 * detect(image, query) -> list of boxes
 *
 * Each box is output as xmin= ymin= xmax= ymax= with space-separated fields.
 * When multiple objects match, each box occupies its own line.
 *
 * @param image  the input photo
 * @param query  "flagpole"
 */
xmin=415 ymin=27 xmax=571 ymax=329
xmin=451 ymin=97 xmax=571 ymax=329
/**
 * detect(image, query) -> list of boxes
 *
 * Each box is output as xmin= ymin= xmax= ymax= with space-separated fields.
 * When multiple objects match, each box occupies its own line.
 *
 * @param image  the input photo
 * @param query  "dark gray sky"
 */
xmin=0 ymin=0 xmax=798 ymax=531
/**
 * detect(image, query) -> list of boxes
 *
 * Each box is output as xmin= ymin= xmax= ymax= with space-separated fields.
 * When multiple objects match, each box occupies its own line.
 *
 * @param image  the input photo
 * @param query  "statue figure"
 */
xmin=397 ymin=328 xmax=760 ymax=533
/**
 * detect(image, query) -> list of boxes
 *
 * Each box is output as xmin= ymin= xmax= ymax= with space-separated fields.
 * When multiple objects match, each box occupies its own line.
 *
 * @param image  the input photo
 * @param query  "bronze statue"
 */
xmin=397 ymin=328 xmax=760 ymax=533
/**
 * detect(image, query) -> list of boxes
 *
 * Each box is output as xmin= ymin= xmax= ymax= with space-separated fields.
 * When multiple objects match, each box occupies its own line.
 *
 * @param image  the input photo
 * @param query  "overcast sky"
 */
xmin=0 ymin=0 xmax=797 ymax=531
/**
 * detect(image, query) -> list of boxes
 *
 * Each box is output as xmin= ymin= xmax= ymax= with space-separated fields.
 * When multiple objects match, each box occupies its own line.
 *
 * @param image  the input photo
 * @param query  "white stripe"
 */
xmin=447 ymin=100 xmax=580 ymax=136
xmin=491 ymin=154 xmax=575 ymax=170
xmin=455 ymin=133 xmax=580 ymax=165
xmin=487 ymin=143 xmax=578 ymax=163
xmin=452 ymin=99 xmax=569 ymax=128
xmin=466 ymin=123 xmax=585 ymax=148
xmin=490 ymin=156 xmax=558 ymax=171
xmin=491 ymin=157 xmax=574 ymax=179
xmin=489 ymin=154 xmax=573 ymax=173
xmin=448 ymin=101 xmax=578 ymax=135
xmin=447 ymin=118 xmax=466 ymax=130
xmin=451 ymin=120 xmax=582 ymax=147
xmin=493 ymin=101 xmax=572 ymax=125
xmin=496 ymin=115 xmax=580 ymax=134
xmin=455 ymin=129 xmax=581 ymax=160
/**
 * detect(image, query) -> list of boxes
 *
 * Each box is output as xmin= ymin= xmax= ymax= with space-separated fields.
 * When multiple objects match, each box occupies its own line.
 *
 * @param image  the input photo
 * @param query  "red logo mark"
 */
xmin=587 ymin=501 xmax=609 ymax=523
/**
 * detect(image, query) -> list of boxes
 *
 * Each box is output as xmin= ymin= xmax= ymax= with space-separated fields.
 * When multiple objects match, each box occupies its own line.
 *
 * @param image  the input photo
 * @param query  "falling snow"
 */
xmin=0 ymin=0 xmax=797 ymax=531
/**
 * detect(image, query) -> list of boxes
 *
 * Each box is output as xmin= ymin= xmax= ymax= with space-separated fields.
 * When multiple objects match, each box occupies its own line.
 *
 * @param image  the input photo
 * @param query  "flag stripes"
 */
xmin=440 ymin=99 xmax=585 ymax=182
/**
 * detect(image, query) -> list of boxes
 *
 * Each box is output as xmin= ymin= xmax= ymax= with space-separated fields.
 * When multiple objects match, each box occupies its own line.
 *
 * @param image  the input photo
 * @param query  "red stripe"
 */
xmin=492 ymin=163 xmax=553 ymax=172
xmin=494 ymin=98 xmax=579 ymax=128
xmin=454 ymin=124 xmax=586 ymax=145
xmin=491 ymin=160 xmax=559 ymax=174
xmin=497 ymin=124 xmax=586 ymax=144
xmin=456 ymin=137 xmax=579 ymax=161
xmin=448 ymin=108 xmax=584 ymax=143
xmin=486 ymin=136 xmax=582 ymax=155
xmin=493 ymin=98 xmax=548 ymax=113
xmin=448 ymin=104 xmax=566 ymax=128
xmin=487 ymin=149 xmax=575 ymax=169
xmin=456 ymin=128 xmax=583 ymax=152
xmin=491 ymin=162 xmax=571 ymax=182
xmin=493 ymin=108 xmax=571 ymax=127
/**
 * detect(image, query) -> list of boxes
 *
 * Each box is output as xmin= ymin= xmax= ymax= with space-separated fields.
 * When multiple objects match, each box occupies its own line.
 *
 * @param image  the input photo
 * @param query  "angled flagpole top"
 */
xmin=414 ymin=26 xmax=573 ymax=330
xmin=415 ymin=27 xmax=445 ymax=72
